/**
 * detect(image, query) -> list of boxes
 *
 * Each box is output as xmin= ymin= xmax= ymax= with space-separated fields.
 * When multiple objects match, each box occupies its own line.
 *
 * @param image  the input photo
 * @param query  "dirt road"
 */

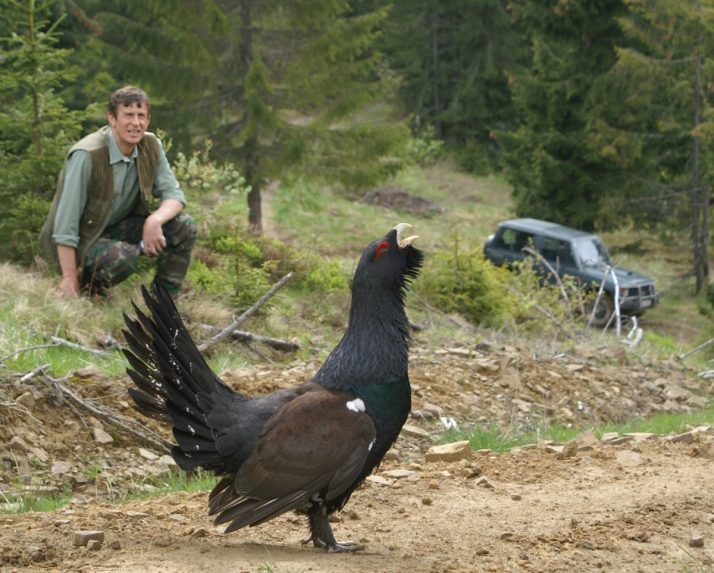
xmin=3 ymin=432 xmax=713 ymax=572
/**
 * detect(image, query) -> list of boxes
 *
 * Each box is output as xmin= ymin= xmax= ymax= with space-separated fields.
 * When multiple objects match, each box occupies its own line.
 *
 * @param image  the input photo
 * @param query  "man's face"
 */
xmin=108 ymin=102 xmax=150 ymax=155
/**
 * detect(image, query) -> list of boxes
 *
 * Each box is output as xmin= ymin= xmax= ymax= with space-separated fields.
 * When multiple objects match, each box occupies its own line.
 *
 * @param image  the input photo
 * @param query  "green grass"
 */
xmin=0 ymin=469 xmax=218 ymax=515
xmin=122 ymin=468 xmax=218 ymax=503
xmin=442 ymin=400 xmax=714 ymax=452
xmin=0 ymin=492 xmax=72 ymax=514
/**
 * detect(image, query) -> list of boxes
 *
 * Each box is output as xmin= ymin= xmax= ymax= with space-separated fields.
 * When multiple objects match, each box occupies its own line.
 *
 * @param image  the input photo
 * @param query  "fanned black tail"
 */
xmin=122 ymin=284 xmax=242 ymax=472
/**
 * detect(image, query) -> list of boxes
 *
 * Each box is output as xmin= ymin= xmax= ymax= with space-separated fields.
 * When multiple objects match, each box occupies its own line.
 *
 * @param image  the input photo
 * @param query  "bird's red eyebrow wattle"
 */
xmin=374 ymin=241 xmax=390 ymax=260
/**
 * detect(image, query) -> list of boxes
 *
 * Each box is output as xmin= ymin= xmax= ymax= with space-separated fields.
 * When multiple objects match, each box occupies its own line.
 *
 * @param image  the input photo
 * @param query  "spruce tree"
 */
xmin=364 ymin=0 xmax=521 ymax=172
xmin=0 ymin=0 xmax=83 ymax=262
xmin=593 ymin=0 xmax=714 ymax=292
xmin=500 ymin=0 xmax=625 ymax=231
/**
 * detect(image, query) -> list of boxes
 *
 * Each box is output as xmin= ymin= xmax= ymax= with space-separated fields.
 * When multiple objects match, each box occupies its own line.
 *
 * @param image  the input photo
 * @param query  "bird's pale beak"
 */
xmin=394 ymin=223 xmax=418 ymax=249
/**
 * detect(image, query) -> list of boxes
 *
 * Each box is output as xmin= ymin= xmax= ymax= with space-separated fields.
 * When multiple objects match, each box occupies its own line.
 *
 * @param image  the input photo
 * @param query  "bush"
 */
xmin=418 ymin=240 xmax=516 ymax=325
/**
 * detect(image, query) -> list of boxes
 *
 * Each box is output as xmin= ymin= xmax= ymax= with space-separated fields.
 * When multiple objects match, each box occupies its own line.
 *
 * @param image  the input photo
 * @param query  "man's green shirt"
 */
xmin=53 ymin=127 xmax=185 ymax=248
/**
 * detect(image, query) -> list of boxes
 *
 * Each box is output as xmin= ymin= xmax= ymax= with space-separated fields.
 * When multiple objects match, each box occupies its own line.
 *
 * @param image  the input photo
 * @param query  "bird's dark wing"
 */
xmin=208 ymin=389 xmax=376 ymax=532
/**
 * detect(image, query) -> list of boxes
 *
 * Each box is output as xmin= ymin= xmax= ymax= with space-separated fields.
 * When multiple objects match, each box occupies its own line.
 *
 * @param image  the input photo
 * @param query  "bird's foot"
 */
xmin=306 ymin=510 xmax=364 ymax=552
xmin=303 ymin=536 xmax=364 ymax=552
xmin=326 ymin=540 xmax=365 ymax=553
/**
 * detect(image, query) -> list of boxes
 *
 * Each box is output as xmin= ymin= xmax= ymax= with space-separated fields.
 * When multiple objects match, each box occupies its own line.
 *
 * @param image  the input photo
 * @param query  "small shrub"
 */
xmin=305 ymin=260 xmax=348 ymax=294
xmin=172 ymin=140 xmax=247 ymax=198
xmin=419 ymin=239 xmax=516 ymax=325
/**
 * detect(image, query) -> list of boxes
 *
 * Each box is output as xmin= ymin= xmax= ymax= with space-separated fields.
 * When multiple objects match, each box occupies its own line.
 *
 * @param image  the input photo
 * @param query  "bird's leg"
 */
xmin=308 ymin=510 xmax=364 ymax=553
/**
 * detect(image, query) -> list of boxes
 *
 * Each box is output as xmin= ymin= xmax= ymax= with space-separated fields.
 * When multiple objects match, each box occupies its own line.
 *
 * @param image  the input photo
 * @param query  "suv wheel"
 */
xmin=585 ymin=293 xmax=614 ymax=327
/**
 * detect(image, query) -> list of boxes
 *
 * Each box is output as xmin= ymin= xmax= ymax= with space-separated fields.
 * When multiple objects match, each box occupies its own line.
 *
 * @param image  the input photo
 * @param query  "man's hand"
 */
xmin=57 ymin=274 xmax=81 ymax=298
xmin=142 ymin=199 xmax=183 ymax=257
xmin=142 ymin=215 xmax=167 ymax=256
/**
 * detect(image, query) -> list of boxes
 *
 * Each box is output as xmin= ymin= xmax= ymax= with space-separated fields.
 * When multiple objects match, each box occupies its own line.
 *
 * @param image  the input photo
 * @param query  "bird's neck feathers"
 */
xmin=313 ymin=285 xmax=410 ymax=391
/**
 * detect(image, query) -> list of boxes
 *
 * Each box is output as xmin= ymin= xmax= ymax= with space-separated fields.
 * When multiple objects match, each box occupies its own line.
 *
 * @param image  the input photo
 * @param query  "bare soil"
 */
xmin=1 ymin=340 xmax=713 ymax=572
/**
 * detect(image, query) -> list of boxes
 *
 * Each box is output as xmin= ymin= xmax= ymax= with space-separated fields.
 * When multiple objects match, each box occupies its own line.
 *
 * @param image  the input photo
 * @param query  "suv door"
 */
xmin=539 ymin=236 xmax=578 ymax=278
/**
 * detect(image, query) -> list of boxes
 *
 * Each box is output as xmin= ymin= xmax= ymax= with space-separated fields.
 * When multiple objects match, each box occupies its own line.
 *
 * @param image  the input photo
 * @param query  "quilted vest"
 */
xmin=39 ymin=126 xmax=160 ymax=269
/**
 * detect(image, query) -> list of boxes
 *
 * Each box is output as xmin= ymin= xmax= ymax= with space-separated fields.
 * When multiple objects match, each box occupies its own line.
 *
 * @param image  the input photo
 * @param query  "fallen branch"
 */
xmin=679 ymin=337 xmax=714 ymax=361
xmin=44 ymin=376 xmax=173 ymax=453
xmin=0 ymin=401 xmax=44 ymax=425
xmin=0 ymin=343 xmax=59 ymax=364
xmin=198 ymin=271 xmax=295 ymax=352
xmin=19 ymin=364 xmax=50 ymax=383
xmin=230 ymin=330 xmax=300 ymax=352
xmin=49 ymin=336 xmax=113 ymax=358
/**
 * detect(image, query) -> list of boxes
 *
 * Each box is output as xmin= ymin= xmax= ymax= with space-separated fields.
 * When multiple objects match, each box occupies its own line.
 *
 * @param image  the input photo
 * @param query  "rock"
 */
xmin=511 ymin=494 xmax=522 ymax=501
xmin=669 ymin=431 xmax=695 ymax=444
xmin=475 ymin=548 xmax=490 ymax=556
xmin=401 ymin=424 xmax=431 ymax=439
xmin=109 ymin=539 xmax=122 ymax=550
xmin=573 ymin=430 xmax=599 ymax=449
xmin=381 ymin=469 xmax=417 ymax=479
xmin=600 ymin=432 xmax=622 ymax=444
xmin=500 ymin=531 xmax=515 ymax=540
xmin=93 ymin=427 xmax=114 ymax=444
xmin=425 ymin=441 xmax=472 ymax=463
xmin=51 ymin=461 xmax=72 ymax=476
xmin=687 ymin=395 xmax=710 ymax=409
xmin=168 ymin=514 xmax=188 ymax=523
xmin=138 ymin=448 xmax=159 ymax=460
xmin=694 ymin=442 xmax=714 ymax=461
xmin=512 ymin=399 xmax=532 ymax=413
xmin=156 ymin=455 xmax=176 ymax=466
xmin=99 ymin=510 xmax=123 ymax=520
xmin=689 ymin=535 xmax=705 ymax=548
xmin=74 ymin=365 xmax=102 ymax=379
xmin=366 ymin=475 xmax=394 ymax=487
xmin=9 ymin=436 xmax=30 ymax=451
xmin=423 ymin=403 xmax=444 ymax=417
xmin=27 ymin=547 xmax=44 ymax=562
xmin=384 ymin=449 xmax=401 ymax=462
xmin=126 ymin=511 xmax=150 ymax=520
xmin=623 ymin=432 xmax=656 ymax=442
xmin=421 ymin=497 xmax=433 ymax=505
xmin=73 ymin=530 xmax=104 ymax=547
xmin=87 ymin=539 xmax=102 ymax=551
xmin=475 ymin=476 xmax=494 ymax=489
xmin=615 ymin=450 xmax=644 ymax=467
xmin=191 ymin=528 xmax=208 ymax=539
xmin=663 ymin=384 xmax=692 ymax=402
xmin=557 ymin=442 xmax=579 ymax=459
xmin=29 ymin=447 xmax=49 ymax=462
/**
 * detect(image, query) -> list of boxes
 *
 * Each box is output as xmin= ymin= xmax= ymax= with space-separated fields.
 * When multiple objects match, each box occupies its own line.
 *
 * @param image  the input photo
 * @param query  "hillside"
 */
xmin=1 ymin=164 xmax=713 ymax=571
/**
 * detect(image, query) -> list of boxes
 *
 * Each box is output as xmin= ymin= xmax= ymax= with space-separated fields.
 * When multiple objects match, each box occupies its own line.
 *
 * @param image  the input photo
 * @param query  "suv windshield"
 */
xmin=573 ymin=237 xmax=611 ymax=267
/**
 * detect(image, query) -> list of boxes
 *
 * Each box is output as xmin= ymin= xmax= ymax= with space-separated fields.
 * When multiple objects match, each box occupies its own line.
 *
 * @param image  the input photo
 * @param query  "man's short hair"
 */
xmin=108 ymin=86 xmax=151 ymax=117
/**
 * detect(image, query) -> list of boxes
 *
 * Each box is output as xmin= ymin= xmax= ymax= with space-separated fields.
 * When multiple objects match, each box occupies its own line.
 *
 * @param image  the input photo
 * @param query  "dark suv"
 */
xmin=483 ymin=218 xmax=659 ymax=326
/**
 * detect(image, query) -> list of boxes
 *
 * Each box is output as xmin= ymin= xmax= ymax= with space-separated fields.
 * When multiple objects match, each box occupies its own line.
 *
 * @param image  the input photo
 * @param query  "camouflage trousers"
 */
xmin=81 ymin=213 xmax=197 ymax=297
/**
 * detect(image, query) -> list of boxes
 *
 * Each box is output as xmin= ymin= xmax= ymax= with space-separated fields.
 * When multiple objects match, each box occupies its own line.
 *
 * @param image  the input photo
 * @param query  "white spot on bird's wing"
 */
xmin=368 ymin=439 xmax=375 ymax=452
xmin=187 ymin=424 xmax=196 ymax=435
xmin=346 ymin=398 xmax=365 ymax=412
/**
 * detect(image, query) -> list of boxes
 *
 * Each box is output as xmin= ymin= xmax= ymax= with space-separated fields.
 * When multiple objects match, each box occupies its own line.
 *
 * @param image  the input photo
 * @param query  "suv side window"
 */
xmin=541 ymin=237 xmax=575 ymax=266
xmin=496 ymin=228 xmax=535 ymax=252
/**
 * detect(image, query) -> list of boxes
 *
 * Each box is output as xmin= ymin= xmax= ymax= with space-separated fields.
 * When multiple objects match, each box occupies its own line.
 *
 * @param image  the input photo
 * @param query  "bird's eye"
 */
xmin=374 ymin=241 xmax=390 ymax=261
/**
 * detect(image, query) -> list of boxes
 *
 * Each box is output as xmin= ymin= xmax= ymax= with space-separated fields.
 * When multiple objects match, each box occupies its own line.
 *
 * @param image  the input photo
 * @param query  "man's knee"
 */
xmin=164 ymin=213 xmax=197 ymax=249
